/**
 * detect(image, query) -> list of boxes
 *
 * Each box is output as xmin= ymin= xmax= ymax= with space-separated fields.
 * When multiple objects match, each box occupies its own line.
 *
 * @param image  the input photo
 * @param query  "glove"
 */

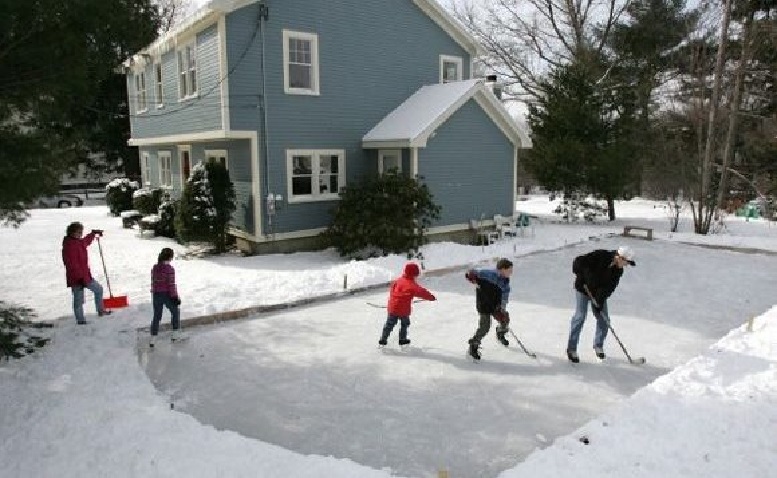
xmin=494 ymin=308 xmax=510 ymax=325
xmin=91 ymin=229 xmax=104 ymax=236
xmin=591 ymin=299 xmax=604 ymax=315
xmin=464 ymin=270 xmax=477 ymax=284
xmin=173 ymin=297 xmax=182 ymax=306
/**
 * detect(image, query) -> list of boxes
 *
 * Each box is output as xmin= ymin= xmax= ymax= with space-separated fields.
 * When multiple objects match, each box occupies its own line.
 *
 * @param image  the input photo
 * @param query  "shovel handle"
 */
xmin=96 ymin=236 xmax=114 ymax=297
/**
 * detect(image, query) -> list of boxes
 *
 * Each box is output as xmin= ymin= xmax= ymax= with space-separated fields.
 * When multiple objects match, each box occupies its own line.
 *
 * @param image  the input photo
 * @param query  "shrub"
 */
xmin=176 ymin=160 xmax=236 ymax=252
xmin=323 ymin=172 xmax=441 ymax=258
xmin=132 ymin=188 xmax=163 ymax=215
xmin=1 ymin=302 xmax=50 ymax=360
xmin=156 ymin=196 xmax=179 ymax=239
xmin=105 ymin=178 xmax=139 ymax=216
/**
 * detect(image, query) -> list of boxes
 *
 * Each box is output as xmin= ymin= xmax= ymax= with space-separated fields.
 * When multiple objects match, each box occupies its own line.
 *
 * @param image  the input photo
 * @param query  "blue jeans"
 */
xmin=72 ymin=279 xmax=104 ymax=324
xmin=380 ymin=314 xmax=410 ymax=342
xmin=567 ymin=290 xmax=610 ymax=352
xmin=151 ymin=292 xmax=180 ymax=336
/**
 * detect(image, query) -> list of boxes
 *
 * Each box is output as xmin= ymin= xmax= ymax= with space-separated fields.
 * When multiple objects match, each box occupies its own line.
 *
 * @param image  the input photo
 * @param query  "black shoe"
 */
xmin=496 ymin=332 xmax=509 ymax=347
xmin=76 ymin=320 xmax=89 ymax=325
xmin=378 ymin=339 xmax=387 ymax=346
xmin=594 ymin=347 xmax=606 ymax=360
xmin=398 ymin=339 xmax=410 ymax=346
xmin=468 ymin=340 xmax=481 ymax=360
xmin=98 ymin=310 xmax=112 ymax=317
xmin=566 ymin=350 xmax=580 ymax=363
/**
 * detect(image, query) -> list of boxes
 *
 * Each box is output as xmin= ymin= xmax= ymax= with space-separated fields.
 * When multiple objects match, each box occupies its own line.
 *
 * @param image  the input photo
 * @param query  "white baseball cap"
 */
xmin=617 ymin=246 xmax=636 ymax=266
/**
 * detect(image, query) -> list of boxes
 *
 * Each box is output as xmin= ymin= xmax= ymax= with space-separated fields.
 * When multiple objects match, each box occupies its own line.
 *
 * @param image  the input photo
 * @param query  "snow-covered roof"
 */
xmin=124 ymin=0 xmax=482 ymax=70
xmin=363 ymin=79 xmax=531 ymax=149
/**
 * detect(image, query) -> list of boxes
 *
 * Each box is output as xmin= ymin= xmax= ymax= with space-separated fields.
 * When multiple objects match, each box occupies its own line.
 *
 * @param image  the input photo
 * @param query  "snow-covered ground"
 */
xmin=1 ymin=197 xmax=776 ymax=477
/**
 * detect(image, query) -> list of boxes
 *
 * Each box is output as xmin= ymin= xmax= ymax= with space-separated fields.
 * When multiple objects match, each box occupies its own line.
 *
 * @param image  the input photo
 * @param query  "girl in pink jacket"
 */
xmin=150 ymin=247 xmax=182 ymax=346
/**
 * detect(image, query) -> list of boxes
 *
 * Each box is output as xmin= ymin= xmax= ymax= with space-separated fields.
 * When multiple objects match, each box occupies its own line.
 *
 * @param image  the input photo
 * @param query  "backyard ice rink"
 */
xmin=2 ymin=196 xmax=777 ymax=477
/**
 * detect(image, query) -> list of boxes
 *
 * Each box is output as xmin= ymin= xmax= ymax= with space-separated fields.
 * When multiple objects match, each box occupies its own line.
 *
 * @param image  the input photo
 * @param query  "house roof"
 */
xmin=125 ymin=0 xmax=483 ymax=67
xmin=362 ymin=79 xmax=531 ymax=149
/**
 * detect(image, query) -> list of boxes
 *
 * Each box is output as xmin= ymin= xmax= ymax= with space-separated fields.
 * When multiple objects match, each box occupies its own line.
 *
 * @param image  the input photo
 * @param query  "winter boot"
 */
xmin=171 ymin=330 xmax=188 ymax=343
xmin=594 ymin=347 xmax=606 ymax=360
xmin=378 ymin=338 xmax=388 ymax=346
xmin=566 ymin=350 xmax=580 ymax=363
xmin=398 ymin=339 xmax=411 ymax=346
xmin=468 ymin=339 xmax=481 ymax=361
xmin=149 ymin=335 xmax=156 ymax=348
xmin=98 ymin=310 xmax=112 ymax=317
xmin=496 ymin=331 xmax=509 ymax=347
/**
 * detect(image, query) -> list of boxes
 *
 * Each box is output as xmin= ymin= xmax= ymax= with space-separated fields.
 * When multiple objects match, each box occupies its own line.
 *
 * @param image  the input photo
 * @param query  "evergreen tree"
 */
xmin=0 ymin=0 xmax=161 ymax=225
xmin=323 ymin=172 xmax=441 ymax=258
xmin=526 ymin=61 xmax=639 ymax=219
xmin=176 ymin=160 xmax=236 ymax=253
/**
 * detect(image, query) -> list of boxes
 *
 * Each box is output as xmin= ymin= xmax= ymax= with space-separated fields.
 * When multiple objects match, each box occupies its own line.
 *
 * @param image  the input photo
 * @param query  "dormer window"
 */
xmin=440 ymin=55 xmax=463 ymax=83
xmin=283 ymin=30 xmax=319 ymax=95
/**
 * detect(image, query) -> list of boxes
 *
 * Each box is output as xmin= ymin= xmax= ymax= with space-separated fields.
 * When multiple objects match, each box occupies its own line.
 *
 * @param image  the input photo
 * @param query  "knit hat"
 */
xmin=617 ymin=246 xmax=636 ymax=266
xmin=403 ymin=262 xmax=420 ymax=278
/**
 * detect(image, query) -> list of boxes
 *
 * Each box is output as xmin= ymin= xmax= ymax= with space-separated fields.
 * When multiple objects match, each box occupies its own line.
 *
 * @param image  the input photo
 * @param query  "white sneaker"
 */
xmin=171 ymin=330 xmax=188 ymax=342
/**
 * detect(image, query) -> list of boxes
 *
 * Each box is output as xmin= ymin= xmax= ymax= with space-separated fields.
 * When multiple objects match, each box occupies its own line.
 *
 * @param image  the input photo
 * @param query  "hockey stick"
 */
xmin=583 ymin=285 xmax=646 ymax=365
xmin=507 ymin=328 xmax=537 ymax=358
xmin=367 ymin=299 xmax=424 ymax=309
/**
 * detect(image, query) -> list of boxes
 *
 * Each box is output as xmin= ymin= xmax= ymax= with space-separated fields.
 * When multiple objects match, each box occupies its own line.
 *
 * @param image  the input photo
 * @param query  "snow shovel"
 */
xmin=96 ymin=236 xmax=128 ymax=310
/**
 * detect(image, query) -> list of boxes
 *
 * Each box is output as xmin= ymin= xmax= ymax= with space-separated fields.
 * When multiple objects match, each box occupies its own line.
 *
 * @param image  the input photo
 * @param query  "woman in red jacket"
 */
xmin=378 ymin=262 xmax=436 ymax=347
xmin=62 ymin=222 xmax=109 ymax=324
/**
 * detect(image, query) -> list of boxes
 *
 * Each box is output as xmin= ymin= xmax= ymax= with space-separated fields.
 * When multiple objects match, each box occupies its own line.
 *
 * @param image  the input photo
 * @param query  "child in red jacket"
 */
xmin=378 ymin=262 xmax=436 ymax=347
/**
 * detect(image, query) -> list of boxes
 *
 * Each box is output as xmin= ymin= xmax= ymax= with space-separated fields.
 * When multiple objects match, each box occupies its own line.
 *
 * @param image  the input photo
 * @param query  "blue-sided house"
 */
xmin=123 ymin=0 xmax=531 ymax=253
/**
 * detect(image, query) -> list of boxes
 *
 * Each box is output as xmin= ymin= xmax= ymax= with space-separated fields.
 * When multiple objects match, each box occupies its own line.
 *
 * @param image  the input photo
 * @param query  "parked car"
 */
xmin=35 ymin=194 xmax=84 ymax=208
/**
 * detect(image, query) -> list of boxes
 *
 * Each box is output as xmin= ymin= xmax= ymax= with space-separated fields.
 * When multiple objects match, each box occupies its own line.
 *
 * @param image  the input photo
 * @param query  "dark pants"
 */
xmin=380 ymin=314 xmax=410 ymax=342
xmin=470 ymin=313 xmax=509 ymax=344
xmin=151 ymin=292 xmax=180 ymax=336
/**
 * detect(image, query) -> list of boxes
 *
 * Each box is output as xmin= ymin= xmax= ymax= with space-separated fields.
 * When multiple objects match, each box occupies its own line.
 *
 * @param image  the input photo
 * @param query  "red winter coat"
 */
xmin=62 ymin=232 xmax=97 ymax=288
xmin=386 ymin=263 xmax=435 ymax=316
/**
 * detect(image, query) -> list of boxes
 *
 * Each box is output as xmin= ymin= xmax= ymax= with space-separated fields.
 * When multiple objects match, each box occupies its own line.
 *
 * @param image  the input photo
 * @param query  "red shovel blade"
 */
xmin=103 ymin=295 xmax=129 ymax=309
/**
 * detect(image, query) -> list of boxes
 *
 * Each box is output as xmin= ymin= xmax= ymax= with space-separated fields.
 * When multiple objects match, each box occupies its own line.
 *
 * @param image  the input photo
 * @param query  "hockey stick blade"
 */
xmin=631 ymin=356 xmax=647 ymax=365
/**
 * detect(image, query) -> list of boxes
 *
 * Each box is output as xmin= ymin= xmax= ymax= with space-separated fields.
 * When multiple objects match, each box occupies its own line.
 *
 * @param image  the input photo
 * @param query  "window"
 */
xmin=155 ymin=62 xmax=163 ymax=107
xmin=286 ymin=150 xmax=345 ymax=202
xmin=177 ymin=41 xmax=197 ymax=99
xmin=283 ymin=30 xmax=319 ymax=95
xmin=378 ymin=150 xmax=402 ymax=174
xmin=159 ymin=151 xmax=172 ymax=188
xmin=178 ymin=146 xmax=192 ymax=186
xmin=439 ymin=55 xmax=463 ymax=83
xmin=135 ymin=72 xmax=147 ymax=113
xmin=205 ymin=149 xmax=228 ymax=170
xmin=141 ymin=152 xmax=151 ymax=186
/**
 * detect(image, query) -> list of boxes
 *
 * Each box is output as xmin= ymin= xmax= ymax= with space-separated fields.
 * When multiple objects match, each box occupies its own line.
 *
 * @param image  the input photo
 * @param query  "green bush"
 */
xmin=1 ymin=302 xmax=50 ymax=360
xmin=156 ymin=196 xmax=179 ymax=239
xmin=176 ymin=160 xmax=236 ymax=252
xmin=323 ymin=172 xmax=441 ymax=258
xmin=132 ymin=188 xmax=163 ymax=215
xmin=105 ymin=178 xmax=139 ymax=216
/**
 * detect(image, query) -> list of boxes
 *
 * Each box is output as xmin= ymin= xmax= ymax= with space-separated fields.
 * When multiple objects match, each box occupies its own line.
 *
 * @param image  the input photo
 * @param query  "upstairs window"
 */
xmin=286 ymin=150 xmax=344 ymax=202
xmin=283 ymin=30 xmax=319 ymax=95
xmin=154 ymin=62 xmax=163 ymax=107
xmin=439 ymin=55 xmax=463 ymax=83
xmin=177 ymin=41 xmax=197 ymax=99
xmin=134 ymin=72 xmax=147 ymax=113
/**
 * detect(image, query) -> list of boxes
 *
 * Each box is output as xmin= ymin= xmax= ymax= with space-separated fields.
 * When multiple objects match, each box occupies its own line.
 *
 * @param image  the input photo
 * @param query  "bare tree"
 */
xmin=451 ymin=0 xmax=629 ymax=101
xmin=156 ymin=0 xmax=191 ymax=33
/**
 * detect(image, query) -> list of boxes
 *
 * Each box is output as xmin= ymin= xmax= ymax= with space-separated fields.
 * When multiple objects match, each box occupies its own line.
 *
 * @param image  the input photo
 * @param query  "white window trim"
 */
xmin=177 ymin=40 xmax=198 ymax=101
xmin=135 ymin=72 xmax=148 ymax=114
xmin=439 ymin=54 xmax=463 ymax=83
xmin=154 ymin=62 xmax=164 ymax=108
xmin=286 ymin=149 xmax=345 ymax=203
xmin=158 ymin=151 xmax=173 ymax=189
xmin=178 ymin=145 xmax=192 ymax=189
xmin=282 ymin=30 xmax=320 ymax=96
xmin=141 ymin=152 xmax=151 ymax=186
xmin=378 ymin=149 xmax=402 ymax=174
xmin=205 ymin=149 xmax=229 ymax=169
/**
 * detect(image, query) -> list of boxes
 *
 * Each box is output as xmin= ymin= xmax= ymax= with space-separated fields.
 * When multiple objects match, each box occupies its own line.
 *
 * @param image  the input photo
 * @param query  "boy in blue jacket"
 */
xmin=464 ymin=258 xmax=513 ymax=360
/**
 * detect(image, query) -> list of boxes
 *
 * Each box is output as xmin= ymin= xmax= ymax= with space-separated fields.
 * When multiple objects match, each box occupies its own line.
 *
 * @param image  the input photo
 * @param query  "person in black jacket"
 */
xmin=464 ymin=258 xmax=513 ymax=361
xmin=566 ymin=246 xmax=635 ymax=363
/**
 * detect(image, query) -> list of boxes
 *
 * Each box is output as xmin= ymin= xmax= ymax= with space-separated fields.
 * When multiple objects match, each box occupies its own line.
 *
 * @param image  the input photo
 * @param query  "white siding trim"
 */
xmin=472 ymin=90 xmax=532 ymax=148
xmin=411 ymin=0 xmax=483 ymax=56
xmin=129 ymin=130 xmax=227 ymax=146
xmin=217 ymin=16 xmax=230 ymax=132
xmin=411 ymin=148 xmax=419 ymax=178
